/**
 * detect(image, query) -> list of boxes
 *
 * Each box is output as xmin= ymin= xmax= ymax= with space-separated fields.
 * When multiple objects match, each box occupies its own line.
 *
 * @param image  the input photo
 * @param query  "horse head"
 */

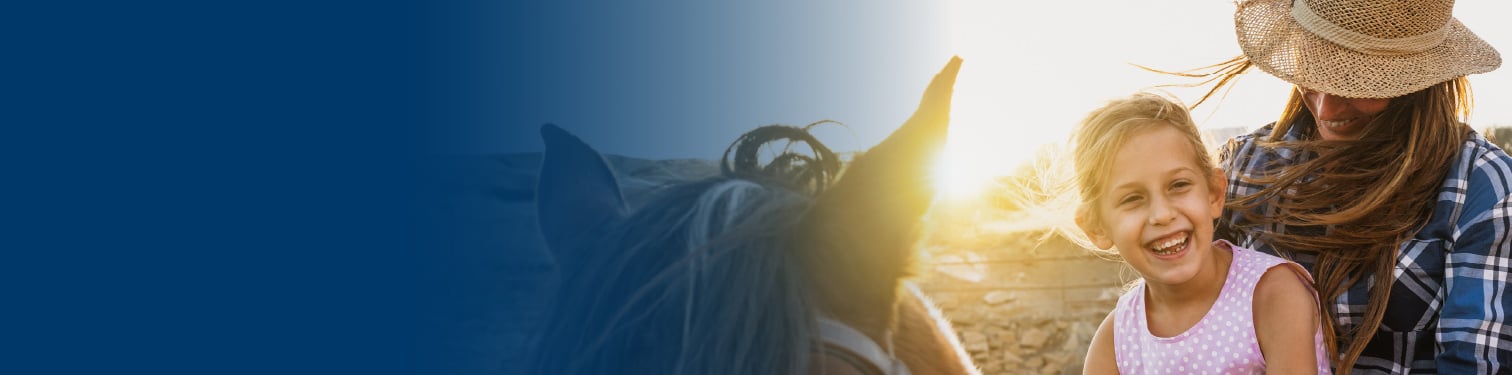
xmin=531 ymin=57 xmax=975 ymax=375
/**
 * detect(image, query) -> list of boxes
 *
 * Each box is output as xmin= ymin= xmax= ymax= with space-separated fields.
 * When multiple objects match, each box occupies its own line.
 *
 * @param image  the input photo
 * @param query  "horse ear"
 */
xmin=799 ymin=57 xmax=960 ymax=301
xmin=536 ymin=124 xmax=628 ymax=259
xmin=808 ymin=56 xmax=958 ymax=235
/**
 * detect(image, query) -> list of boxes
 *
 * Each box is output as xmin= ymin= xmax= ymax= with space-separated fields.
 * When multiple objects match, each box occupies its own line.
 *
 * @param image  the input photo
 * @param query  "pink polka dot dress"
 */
xmin=1112 ymin=240 xmax=1332 ymax=374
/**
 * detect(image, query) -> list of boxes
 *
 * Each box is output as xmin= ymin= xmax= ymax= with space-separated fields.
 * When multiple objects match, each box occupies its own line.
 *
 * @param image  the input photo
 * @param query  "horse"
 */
xmin=528 ymin=57 xmax=977 ymax=375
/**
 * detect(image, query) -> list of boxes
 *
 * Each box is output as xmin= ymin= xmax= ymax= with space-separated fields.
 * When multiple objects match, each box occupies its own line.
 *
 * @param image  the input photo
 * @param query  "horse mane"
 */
xmin=720 ymin=122 xmax=844 ymax=195
xmin=530 ymin=124 xmax=841 ymax=375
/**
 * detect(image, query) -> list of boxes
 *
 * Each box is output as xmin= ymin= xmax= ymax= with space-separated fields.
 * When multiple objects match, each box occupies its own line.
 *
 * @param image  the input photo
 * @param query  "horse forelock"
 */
xmin=686 ymin=179 xmax=769 ymax=250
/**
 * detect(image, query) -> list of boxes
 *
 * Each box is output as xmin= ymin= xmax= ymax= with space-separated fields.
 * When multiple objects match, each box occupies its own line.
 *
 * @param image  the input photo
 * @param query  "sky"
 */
xmin=460 ymin=0 xmax=1512 ymax=189
xmin=941 ymin=0 xmax=1512 ymax=195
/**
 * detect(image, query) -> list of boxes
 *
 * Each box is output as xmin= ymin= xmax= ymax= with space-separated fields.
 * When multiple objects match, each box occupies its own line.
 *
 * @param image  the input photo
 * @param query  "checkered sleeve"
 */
xmin=1216 ymin=126 xmax=1273 ymax=247
xmin=1438 ymin=139 xmax=1512 ymax=374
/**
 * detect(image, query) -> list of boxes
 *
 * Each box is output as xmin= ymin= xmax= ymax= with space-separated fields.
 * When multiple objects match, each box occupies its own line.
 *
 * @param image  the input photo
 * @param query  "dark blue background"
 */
xmin=5 ymin=1 xmax=426 ymax=373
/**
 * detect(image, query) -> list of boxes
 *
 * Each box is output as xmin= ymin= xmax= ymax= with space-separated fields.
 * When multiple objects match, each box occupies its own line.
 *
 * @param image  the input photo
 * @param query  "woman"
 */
xmin=1205 ymin=0 xmax=1508 ymax=373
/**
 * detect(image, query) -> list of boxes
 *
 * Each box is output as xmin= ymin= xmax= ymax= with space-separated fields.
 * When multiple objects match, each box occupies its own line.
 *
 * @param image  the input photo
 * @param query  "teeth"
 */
xmin=1319 ymin=118 xmax=1356 ymax=129
xmin=1150 ymin=234 xmax=1187 ymax=255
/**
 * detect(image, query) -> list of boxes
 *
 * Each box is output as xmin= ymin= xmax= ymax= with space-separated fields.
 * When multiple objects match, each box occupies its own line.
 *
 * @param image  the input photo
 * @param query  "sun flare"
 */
xmin=934 ymin=0 xmax=1306 ymax=201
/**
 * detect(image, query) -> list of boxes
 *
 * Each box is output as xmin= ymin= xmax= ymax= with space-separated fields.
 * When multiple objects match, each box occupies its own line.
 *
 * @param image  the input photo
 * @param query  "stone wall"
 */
xmin=917 ymin=215 xmax=1137 ymax=374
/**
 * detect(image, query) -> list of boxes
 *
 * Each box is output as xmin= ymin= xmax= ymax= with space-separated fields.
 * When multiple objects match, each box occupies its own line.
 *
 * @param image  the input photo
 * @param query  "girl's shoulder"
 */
xmin=1224 ymin=241 xmax=1319 ymax=304
xmin=1249 ymin=253 xmax=1330 ymax=375
xmin=1227 ymin=241 xmax=1318 ymax=306
xmin=1252 ymin=260 xmax=1317 ymax=303
xmin=1225 ymin=241 xmax=1299 ymax=275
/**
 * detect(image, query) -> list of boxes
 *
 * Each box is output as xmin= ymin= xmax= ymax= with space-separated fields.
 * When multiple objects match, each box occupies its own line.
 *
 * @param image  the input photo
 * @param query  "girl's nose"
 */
xmin=1148 ymin=200 xmax=1175 ymax=226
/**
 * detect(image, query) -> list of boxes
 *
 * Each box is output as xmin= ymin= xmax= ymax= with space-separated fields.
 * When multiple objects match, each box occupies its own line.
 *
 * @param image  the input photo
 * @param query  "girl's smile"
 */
xmin=1079 ymin=125 xmax=1228 ymax=288
xmin=1147 ymin=231 xmax=1190 ymax=258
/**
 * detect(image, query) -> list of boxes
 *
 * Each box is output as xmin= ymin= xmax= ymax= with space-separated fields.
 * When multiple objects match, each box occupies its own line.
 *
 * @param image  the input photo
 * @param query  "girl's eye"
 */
xmin=1171 ymin=179 xmax=1193 ymax=191
xmin=1118 ymin=195 xmax=1143 ymax=206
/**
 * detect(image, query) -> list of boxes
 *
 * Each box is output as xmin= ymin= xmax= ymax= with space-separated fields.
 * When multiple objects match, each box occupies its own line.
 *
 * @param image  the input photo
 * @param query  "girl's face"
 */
xmin=1077 ymin=126 xmax=1227 ymax=287
xmin=1297 ymin=87 xmax=1392 ymax=141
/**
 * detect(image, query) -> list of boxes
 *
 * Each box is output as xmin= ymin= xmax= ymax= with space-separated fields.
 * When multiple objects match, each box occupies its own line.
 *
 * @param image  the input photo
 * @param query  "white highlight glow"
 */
xmin=937 ymin=0 xmax=1512 ymax=199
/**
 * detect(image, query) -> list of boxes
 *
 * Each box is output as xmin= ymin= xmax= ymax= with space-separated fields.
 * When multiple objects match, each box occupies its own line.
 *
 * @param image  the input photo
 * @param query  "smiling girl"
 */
xmin=1071 ymin=93 xmax=1331 ymax=374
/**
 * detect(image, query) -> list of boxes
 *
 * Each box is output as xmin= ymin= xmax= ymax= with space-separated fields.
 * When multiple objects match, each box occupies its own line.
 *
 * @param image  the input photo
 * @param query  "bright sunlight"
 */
xmin=935 ymin=0 xmax=1512 ymax=201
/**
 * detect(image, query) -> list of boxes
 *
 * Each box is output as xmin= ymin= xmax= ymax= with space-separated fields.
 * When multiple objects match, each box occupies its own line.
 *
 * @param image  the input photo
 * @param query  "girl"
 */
xmin=1071 ymin=93 xmax=1330 ymax=374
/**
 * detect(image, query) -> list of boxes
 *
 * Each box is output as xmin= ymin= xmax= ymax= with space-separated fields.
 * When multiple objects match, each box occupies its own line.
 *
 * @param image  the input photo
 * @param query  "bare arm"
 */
xmin=1083 ymin=311 xmax=1119 ymax=375
xmin=1253 ymin=264 xmax=1322 ymax=374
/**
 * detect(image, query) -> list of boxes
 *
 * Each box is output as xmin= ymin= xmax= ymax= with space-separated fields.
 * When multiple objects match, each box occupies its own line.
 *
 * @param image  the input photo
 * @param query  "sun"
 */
xmin=931 ymin=59 xmax=1073 ymax=201
xmin=935 ymin=144 xmax=997 ymax=201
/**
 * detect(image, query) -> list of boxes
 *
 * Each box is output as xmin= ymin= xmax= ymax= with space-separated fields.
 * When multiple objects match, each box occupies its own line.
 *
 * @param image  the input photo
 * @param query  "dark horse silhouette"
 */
xmin=529 ymin=57 xmax=977 ymax=375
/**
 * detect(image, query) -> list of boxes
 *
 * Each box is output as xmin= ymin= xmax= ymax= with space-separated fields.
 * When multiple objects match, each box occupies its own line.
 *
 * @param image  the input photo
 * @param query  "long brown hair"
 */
xmin=1193 ymin=56 xmax=1474 ymax=373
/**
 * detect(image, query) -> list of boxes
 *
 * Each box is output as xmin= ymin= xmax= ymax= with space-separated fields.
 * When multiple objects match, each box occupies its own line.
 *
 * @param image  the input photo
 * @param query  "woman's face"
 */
xmin=1298 ymin=87 xmax=1392 ymax=141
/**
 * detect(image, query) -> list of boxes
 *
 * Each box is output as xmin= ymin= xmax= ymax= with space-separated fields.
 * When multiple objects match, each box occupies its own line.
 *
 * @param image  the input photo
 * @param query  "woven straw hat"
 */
xmin=1236 ymin=0 xmax=1501 ymax=99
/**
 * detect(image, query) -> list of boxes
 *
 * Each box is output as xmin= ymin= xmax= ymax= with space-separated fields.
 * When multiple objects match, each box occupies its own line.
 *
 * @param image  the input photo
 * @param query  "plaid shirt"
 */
xmin=1218 ymin=123 xmax=1512 ymax=374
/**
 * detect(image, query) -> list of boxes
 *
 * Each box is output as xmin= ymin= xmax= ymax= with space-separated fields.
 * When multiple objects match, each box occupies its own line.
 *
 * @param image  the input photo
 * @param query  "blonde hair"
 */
xmin=1072 ymin=92 xmax=1215 ymax=215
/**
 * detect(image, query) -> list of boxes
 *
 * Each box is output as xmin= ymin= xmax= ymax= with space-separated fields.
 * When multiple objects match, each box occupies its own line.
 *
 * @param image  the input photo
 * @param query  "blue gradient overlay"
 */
xmin=432 ymin=1 xmax=955 ymax=373
xmin=439 ymin=0 xmax=951 ymax=158
xmin=427 ymin=1 xmax=955 ymax=374
xmin=4 ymin=1 xmax=955 ymax=373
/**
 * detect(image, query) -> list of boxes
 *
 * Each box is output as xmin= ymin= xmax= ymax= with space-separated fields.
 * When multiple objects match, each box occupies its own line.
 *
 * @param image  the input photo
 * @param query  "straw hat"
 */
xmin=1236 ymin=0 xmax=1501 ymax=99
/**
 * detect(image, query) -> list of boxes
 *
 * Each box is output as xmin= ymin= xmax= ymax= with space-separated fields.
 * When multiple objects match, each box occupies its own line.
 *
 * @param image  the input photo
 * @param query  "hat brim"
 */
xmin=1236 ymin=0 xmax=1501 ymax=99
